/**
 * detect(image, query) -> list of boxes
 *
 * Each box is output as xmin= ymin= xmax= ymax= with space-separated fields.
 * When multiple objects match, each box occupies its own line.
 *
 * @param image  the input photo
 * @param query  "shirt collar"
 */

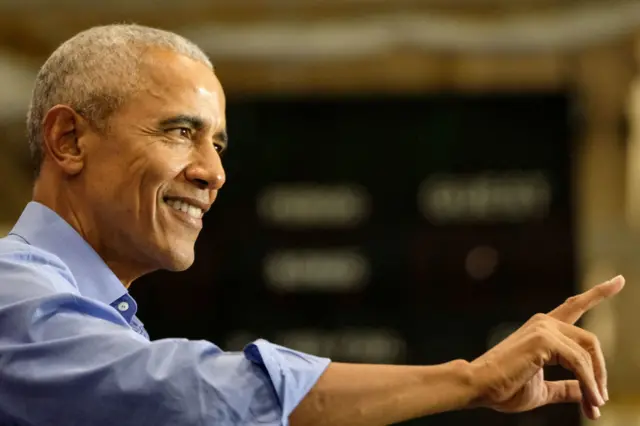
xmin=9 ymin=201 xmax=137 ymax=322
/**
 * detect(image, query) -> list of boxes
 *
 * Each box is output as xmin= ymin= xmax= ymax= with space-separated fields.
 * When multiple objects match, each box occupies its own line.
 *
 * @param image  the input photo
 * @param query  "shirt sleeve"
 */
xmin=0 ymin=254 xmax=331 ymax=426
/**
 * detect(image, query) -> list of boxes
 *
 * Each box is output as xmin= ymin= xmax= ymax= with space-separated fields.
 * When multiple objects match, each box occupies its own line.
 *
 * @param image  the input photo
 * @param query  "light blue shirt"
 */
xmin=0 ymin=201 xmax=330 ymax=425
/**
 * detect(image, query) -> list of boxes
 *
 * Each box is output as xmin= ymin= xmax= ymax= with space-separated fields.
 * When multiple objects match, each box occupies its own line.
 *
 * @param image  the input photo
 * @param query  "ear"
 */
xmin=41 ymin=105 xmax=93 ymax=176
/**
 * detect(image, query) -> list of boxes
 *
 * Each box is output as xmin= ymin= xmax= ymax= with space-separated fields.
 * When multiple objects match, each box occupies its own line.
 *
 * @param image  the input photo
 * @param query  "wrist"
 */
xmin=464 ymin=358 xmax=500 ymax=410
xmin=450 ymin=359 xmax=484 ymax=410
xmin=419 ymin=359 xmax=482 ymax=412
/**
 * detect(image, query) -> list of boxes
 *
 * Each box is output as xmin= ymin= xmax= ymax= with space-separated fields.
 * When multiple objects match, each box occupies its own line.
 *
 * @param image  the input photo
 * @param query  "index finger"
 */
xmin=548 ymin=275 xmax=625 ymax=324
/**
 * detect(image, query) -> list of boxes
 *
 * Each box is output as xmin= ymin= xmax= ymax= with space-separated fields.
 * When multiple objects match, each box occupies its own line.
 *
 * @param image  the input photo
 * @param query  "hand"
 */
xmin=469 ymin=276 xmax=625 ymax=420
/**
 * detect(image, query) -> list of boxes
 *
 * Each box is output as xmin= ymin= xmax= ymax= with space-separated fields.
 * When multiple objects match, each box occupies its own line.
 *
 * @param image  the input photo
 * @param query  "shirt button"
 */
xmin=117 ymin=301 xmax=130 ymax=312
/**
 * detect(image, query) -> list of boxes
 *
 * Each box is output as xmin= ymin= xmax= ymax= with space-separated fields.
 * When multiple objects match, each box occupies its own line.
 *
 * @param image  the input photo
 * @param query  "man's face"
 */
xmin=79 ymin=49 xmax=227 ymax=273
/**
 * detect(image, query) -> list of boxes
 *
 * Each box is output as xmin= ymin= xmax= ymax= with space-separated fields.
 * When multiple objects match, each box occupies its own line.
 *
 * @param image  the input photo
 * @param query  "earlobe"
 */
xmin=42 ymin=105 xmax=87 ymax=176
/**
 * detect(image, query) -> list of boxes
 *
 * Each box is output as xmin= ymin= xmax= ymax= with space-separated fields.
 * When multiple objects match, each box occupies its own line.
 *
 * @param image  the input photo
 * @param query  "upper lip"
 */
xmin=164 ymin=196 xmax=212 ymax=214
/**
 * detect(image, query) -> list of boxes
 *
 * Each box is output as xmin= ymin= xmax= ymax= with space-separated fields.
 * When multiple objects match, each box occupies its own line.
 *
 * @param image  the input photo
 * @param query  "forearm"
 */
xmin=290 ymin=360 xmax=478 ymax=426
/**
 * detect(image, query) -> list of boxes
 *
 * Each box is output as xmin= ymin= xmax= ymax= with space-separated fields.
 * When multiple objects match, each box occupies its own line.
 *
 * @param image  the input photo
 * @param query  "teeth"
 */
xmin=188 ymin=205 xmax=200 ymax=217
xmin=165 ymin=199 xmax=203 ymax=219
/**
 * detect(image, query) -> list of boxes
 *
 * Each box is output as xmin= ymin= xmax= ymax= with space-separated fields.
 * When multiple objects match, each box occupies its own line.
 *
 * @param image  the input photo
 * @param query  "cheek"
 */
xmin=87 ymin=141 xmax=137 ymax=191
xmin=161 ymin=156 xmax=190 ymax=179
xmin=133 ymin=149 xmax=191 ymax=196
xmin=150 ymin=145 xmax=192 ymax=178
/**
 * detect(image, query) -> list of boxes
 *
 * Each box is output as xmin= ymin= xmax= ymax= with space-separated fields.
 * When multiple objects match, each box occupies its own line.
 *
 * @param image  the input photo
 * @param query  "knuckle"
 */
xmin=594 ymin=285 xmax=608 ymax=297
xmin=530 ymin=313 xmax=549 ymax=326
xmin=533 ymin=325 xmax=549 ymax=337
xmin=533 ymin=313 xmax=547 ymax=322
xmin=583 ymin=330 xmax=599 ymax=346
xmin=580 ymin=330 xmax=601 ymax=352
xmin=530 ymin=327 xmax=550 ymax=345
xmin=565 ymin=295 xmax=580 ymax=306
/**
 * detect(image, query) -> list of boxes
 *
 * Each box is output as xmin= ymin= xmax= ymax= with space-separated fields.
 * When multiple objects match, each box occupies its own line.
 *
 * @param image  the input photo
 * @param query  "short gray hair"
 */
xmin=26 ymin=24 xmax=213 ymax=177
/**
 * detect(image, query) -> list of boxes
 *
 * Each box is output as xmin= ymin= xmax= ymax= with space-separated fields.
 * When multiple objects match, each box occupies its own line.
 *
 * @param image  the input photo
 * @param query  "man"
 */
xmin=0 ymin=24 xmax=623 ymax=425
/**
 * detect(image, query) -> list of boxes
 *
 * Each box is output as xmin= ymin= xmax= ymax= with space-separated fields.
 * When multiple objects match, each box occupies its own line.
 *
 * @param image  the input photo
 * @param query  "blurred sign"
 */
xmin=263 ymin=248 xmax=370 ymax=292
xmin=225 ymin=328 xmax=406 ymax=364
xmin=257 ymin=184 xmax=370 ymax=228
xmin=418 ymin=172 xmax=551 ymax=223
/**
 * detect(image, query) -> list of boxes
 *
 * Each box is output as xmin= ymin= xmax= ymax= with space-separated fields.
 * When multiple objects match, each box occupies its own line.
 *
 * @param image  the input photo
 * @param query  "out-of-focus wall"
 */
xmin=603 ymin=33 xmax=640 ymax=424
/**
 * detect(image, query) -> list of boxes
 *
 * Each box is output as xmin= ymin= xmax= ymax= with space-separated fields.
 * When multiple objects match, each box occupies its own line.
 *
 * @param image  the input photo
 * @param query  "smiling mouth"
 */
xmin=163 ymin=197 xmax=204 ymax=219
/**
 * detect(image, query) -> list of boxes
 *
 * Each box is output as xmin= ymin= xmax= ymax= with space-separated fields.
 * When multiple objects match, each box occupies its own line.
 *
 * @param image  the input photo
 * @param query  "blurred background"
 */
xmin=1 ymin=0 xmax=640 ymax=425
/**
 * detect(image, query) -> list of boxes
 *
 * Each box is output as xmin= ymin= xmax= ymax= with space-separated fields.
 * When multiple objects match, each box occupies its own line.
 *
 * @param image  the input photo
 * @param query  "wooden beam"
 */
xmin=214 ymin=51 xmax=568 ymax=95
xmin=0 ymin=0 xmax=629 ymax=60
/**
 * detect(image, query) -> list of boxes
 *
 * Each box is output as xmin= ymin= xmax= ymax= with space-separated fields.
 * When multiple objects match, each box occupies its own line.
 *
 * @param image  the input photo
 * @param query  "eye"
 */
xmin=167 ymin=127 xmax=193 ymax=139
xmin=214 ymin=143 xmax=225 ymax=154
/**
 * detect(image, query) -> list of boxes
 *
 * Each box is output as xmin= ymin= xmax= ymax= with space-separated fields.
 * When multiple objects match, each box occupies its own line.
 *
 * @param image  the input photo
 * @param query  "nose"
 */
xmin=184 ymin=145 xmax=226 ymax=191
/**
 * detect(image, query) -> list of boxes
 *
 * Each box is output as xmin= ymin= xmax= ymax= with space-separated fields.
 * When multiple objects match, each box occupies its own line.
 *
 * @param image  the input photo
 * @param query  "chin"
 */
xmin=160 ymin=250 xmax=196 ymax=272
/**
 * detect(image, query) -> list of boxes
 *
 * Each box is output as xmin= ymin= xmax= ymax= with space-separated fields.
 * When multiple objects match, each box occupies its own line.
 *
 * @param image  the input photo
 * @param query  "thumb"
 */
xmin=544 ymin=380 xmax=582 ymax=404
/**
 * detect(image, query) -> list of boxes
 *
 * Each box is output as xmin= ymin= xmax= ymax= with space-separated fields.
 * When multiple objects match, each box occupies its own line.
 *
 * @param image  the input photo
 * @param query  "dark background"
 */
xmin=131 ymin=91 xmax=579 ymax=426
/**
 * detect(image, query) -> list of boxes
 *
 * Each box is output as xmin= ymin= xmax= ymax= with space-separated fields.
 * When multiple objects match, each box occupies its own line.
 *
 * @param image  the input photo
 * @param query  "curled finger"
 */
xmin=555 ymin=321 xmax=608 ymax=402
xmin=551 ymin=330 xmax=605 ymax=408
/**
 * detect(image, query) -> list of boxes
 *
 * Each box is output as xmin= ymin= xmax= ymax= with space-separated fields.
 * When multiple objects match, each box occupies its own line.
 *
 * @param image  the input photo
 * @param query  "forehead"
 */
xmin=116 ymin=49 xmax=226 ymax=127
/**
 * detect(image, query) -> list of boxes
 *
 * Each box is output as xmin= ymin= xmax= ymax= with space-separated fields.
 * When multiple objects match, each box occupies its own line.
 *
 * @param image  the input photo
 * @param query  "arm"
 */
xmin=290 ymin=277 xmax=626 ymax=426
xmin=1 ymin=250 xmax=620 ymax=426
xmin=290 ymin=360 xmax=477 ymax=426
xmin=0 ymin=255 xmax=329 ymax=426
xmin=1 ymin=252 xmax=471 ymax=426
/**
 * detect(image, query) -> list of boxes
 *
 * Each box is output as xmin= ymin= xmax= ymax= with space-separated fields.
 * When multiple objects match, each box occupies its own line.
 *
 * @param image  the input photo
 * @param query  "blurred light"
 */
xmin=418 ymin=172 xmax=551 ymax=223
xmin=257 ymin=184 xmax=370 ymax=228
xmin=224 ymin=329 xmax=406 ymax=363
xmin=263 ymin=249 xmax=370 ymax=293
xmin=277 ymin=328 xmax=406 ymax=364
xmin=278 ymin=330 xmax=323 ymax=356
xmin=465 ymin=245 xmax=499 ymax=280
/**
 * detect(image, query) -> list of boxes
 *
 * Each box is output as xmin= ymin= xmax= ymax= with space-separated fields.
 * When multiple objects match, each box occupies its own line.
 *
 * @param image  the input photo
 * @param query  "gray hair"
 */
xmin=26 ymin=24 xmax=213 ymax=177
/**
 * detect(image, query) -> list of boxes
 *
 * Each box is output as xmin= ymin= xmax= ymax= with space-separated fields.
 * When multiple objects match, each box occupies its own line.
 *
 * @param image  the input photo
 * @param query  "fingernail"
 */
xmin=594 ymin=406 xmax=601 ymax=419
xmin=598 ymin=393 xmax=606 ymax=406
xmin=603 ymin=388 xmax=609 ymax=402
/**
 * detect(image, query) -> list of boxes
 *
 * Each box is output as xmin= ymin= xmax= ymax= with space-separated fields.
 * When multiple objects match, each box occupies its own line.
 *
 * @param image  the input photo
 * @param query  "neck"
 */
xmin=32 ymin=180 xmax=148 ymax=288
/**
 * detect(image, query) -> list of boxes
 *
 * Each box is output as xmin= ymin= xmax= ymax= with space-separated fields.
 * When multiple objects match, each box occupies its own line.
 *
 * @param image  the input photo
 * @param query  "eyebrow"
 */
xmin=159 ymin=114 xmax=228 ymax=146
xmin=214 ymin=129 xmax=229 ymax=146
xmin=159 ymin=114 xmax=206 ymax=130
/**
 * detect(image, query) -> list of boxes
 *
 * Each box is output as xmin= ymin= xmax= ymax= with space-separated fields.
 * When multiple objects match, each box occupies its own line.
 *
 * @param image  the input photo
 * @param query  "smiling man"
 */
xmin=0 ymin=24 xmax=625 ymax=426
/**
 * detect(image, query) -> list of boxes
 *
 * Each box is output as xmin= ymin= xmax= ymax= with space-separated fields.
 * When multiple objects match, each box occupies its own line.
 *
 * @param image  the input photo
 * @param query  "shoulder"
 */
xmin=0 ymin=235 xmax=78 ymax=295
